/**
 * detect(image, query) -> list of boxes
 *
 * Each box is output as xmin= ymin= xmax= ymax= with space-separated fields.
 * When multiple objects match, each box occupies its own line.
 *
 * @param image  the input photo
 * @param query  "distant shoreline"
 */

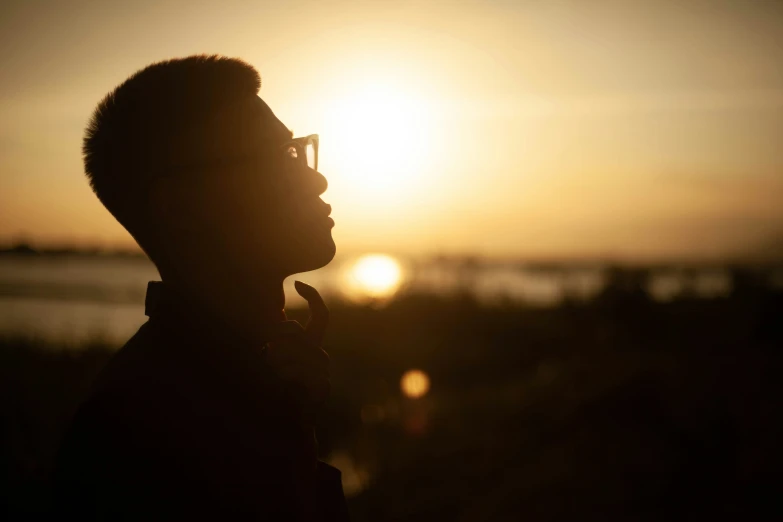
xmin=0 ymin=244 xmax=146 ymax=259
xmin=2 ymin=241 xmax=782 ymax=267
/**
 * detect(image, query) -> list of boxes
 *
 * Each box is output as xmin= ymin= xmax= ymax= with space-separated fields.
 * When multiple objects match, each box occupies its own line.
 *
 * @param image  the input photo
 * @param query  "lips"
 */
xmin=316 ymin=201 xmax=334 ymax=228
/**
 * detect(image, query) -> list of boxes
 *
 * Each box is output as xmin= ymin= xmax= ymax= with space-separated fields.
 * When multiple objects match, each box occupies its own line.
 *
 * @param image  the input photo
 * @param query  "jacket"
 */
xmin=52 ymin=282 xmax=350 ymax=521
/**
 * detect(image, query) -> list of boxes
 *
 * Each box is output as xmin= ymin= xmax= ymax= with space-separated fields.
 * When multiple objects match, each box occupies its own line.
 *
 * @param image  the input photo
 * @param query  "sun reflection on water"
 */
xmin=345 ymin=254 xmax=404 ymax=300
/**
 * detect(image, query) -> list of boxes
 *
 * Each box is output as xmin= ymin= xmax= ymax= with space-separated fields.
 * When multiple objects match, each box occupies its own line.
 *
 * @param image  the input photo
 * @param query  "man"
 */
xmin=52 ymin=55 xmax=348 ymax=521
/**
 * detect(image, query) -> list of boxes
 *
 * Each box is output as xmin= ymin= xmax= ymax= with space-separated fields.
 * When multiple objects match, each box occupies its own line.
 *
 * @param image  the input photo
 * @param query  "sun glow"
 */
xmin=320 ymin=79 xmax=436 ymax=205
xmin=345 ymin=254 xmax=404 ymax=299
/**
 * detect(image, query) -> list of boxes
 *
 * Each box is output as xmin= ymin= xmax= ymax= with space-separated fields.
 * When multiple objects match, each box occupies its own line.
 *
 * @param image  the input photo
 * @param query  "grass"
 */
xmin=2 ymin=284 xmax=781 ymax=520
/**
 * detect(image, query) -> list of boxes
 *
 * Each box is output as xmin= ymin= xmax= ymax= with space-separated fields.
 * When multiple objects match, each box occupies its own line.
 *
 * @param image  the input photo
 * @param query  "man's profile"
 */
xmin=52 ymin=55 xmax=348 ymax=521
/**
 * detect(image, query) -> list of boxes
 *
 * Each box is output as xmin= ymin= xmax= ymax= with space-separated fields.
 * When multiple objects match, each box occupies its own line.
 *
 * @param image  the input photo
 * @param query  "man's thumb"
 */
xmin=294 ymin=280 xmax=329 ymax=345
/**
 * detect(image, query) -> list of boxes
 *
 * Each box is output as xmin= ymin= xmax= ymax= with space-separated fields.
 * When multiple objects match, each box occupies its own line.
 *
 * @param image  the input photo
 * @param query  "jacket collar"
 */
xmin=143 ymin=280 xmax=245 ymax=346
xmin=144 ymin=281 xmax=166 ymax=318
xmin=143 ymin=281 xmax=279 ymax=348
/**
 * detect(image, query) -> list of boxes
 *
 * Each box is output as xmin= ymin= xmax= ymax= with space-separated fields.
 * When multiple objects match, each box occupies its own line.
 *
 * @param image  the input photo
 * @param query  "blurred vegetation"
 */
xmin=2 ymin=267 xmax=781 ymax=521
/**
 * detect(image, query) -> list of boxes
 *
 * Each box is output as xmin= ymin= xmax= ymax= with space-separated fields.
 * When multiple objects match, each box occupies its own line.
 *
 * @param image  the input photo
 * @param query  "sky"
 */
xmin=1 ymin=0 xmax=782 ymax=260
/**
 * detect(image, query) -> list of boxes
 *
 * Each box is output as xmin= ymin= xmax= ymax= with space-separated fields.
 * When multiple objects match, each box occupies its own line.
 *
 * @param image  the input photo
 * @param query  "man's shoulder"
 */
xmin=79 ymin=321 xmax=177 ymax=418
xmin=66 ymin=320 xmax=191 ymax=450
xmin=92 ymin=321 xmax=162 ymax=389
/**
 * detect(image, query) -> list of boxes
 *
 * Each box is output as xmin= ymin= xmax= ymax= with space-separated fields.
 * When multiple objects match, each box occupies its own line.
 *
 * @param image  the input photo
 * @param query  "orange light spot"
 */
xmin=400 ymin=369 xmax=430 ymax=399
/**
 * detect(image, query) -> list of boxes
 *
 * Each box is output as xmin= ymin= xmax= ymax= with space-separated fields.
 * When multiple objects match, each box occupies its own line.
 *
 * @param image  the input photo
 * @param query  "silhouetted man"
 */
xmin=53 ymin=56 xmax=348 ymax=521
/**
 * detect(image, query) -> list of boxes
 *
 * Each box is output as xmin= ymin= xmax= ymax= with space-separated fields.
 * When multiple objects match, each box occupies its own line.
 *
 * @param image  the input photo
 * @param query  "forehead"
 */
xmin=166 ymin=94 xmax=293 ymax=166
xmin=251 ymin=97 xmax=293 ymax=141
xmin=208 ymin=95 xmax=292 ymax=159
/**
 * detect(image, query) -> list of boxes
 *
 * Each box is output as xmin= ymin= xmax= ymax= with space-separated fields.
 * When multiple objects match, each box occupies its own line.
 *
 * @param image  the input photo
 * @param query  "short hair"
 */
xmin=83 ymin=55 xmax=261 ymax=242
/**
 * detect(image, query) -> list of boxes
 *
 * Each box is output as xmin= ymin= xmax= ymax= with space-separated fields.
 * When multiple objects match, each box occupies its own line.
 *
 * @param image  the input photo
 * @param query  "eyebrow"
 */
xmin=270 ymin=131 xmax=294 ymax=149
xmin=266 ymin=124 xmax=293 ymax=144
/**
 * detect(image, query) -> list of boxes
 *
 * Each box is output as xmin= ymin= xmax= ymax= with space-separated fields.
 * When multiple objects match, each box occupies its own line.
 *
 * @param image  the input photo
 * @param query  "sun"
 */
xmin=319 ymin=79 xmax=435 ymax=205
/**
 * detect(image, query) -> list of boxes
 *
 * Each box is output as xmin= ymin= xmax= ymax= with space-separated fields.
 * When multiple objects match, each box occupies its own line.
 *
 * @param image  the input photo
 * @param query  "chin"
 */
xmin=287 ymin=231 xmax=336 ymax=274
xmin=310 ymin=236 xmax=337 ymax=269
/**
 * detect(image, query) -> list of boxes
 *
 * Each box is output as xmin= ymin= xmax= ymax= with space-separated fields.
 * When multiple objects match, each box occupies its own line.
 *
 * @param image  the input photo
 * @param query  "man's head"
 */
xmin=84 ymin=55 xmax=335 ymax=285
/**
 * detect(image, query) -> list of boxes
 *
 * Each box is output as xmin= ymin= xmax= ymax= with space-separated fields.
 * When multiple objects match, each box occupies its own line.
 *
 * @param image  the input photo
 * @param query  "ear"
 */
xmin=147 ymin=176 xmax=192 ymax=230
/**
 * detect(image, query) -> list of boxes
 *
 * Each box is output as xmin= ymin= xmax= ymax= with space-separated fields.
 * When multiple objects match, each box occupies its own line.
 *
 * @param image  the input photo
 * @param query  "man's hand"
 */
xmin=265 ymin=281 xmax=331 ymax=418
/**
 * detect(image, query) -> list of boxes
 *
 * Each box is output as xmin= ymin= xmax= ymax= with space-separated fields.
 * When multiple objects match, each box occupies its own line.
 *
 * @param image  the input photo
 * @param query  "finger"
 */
xmin=294 ymin=280 xmax=329 ymax=345
xmin=275 ymin=364 xmax=330 ymax=395
xmin=287 ymin=378 xmax=331 ymax=404
xmin=275 ymin=363 xmax=330 ymax=382
xmin=267 ymin=320 xmax=305 ymax=342
xmin=267 ymin=343 xmax=330 ymax=366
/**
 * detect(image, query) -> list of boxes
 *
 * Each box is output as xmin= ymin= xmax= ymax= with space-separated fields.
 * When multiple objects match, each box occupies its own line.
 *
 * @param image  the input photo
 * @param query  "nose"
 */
xmin=307 ymin=166 xmax=328 ymax=196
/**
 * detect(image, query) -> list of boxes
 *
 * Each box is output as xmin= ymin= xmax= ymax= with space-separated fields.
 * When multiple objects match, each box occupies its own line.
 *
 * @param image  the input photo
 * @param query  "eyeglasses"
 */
xmin=282 ymin=134 xmax=319 ymax=172
xmin=156 ymin=133 xmax=320 ymax=183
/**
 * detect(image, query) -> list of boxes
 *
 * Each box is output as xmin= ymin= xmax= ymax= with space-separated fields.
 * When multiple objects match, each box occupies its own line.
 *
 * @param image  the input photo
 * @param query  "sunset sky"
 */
xmin=1 ymin=0 xmax=782 ymax=260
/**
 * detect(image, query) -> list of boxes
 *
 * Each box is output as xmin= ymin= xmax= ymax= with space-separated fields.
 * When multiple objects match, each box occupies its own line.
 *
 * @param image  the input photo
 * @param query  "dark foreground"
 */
xmin=2 ymin=274 xmax=781 ymax=521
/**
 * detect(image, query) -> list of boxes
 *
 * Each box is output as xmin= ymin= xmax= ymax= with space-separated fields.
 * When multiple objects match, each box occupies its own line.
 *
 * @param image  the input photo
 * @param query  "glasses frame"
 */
xmin=283 ymin=134 xmax=319 ymax=172
xmin=151 ymin=133 xmax=320 ymax=193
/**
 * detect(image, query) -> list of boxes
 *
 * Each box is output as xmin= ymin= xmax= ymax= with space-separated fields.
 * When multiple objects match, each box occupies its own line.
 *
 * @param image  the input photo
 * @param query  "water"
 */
xmin=0 ymin=255 xmax=156 ymax=344
xmin=0 ymin=254 xmax=736 ymax=344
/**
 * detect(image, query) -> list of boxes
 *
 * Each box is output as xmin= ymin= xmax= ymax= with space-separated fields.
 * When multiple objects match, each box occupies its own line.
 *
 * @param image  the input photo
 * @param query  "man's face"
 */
xmin=181 ymin=95 xmax=336 ymax=277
